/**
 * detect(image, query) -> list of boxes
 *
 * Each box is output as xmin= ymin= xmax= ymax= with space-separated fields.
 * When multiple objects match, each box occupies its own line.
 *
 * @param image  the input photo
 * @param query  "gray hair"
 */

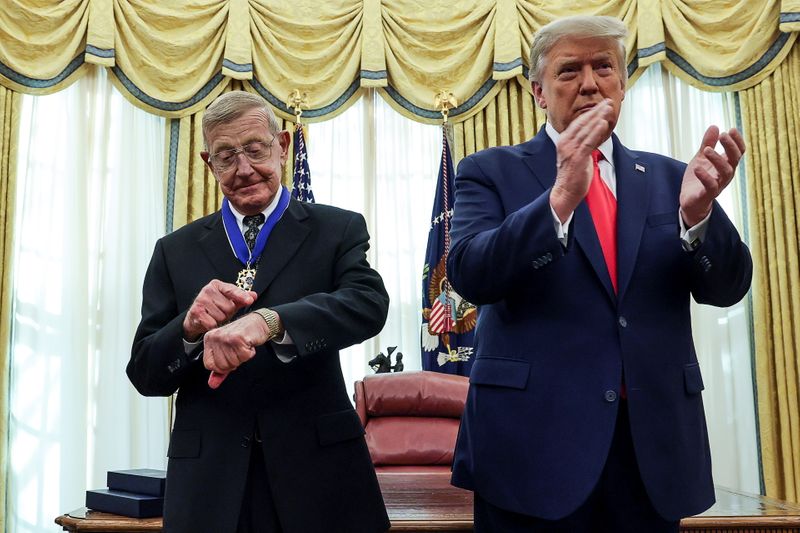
xmin=202 ymin=91 xmax=282 ymax=150
xmin=528 ymin=15 xmax=628 ymax=86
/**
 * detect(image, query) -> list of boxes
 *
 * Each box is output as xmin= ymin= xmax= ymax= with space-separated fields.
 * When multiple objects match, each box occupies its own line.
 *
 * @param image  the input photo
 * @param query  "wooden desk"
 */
xmin=56 ymin=474 xmax=800 ymax=532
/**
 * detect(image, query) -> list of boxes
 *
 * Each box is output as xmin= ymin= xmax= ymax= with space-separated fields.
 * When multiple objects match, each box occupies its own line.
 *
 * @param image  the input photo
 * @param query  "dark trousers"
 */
xmin=236 ymin=439 xmax=283 ymax=533
xmin=474 ymin=401 xmax=680 ymax=533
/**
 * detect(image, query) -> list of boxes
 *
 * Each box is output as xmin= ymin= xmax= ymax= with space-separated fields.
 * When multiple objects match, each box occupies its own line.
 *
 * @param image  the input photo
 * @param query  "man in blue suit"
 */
xmin=446 ymin=15 xmax=752 ymax=532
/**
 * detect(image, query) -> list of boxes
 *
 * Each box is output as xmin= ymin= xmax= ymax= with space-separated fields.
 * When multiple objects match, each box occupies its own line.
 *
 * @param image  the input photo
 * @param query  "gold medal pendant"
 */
xmin=236 ymin=267 xmax=257 ymax=291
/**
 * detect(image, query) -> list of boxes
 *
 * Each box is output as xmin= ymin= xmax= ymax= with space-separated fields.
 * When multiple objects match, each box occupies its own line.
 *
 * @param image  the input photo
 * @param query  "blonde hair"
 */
xmin=202 ymin=91 xmax=281 ymax=150
xmin=529 ymin=15 xmax=628 ymax=87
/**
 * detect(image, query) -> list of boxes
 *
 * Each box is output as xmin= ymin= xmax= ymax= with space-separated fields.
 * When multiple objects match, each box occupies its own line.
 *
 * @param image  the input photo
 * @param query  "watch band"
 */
xmin=253 ymin=308 xmax=282 ymax=341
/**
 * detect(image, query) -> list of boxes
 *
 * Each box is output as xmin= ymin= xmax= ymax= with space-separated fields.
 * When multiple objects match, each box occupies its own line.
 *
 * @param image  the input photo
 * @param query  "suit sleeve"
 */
xmin=446 ymin=155 xmax=566 ymax=305
xmin=127 ymin=239 xmax=197 ymax=397
xmin=686 ymin=200 xmax=752 ymax=306
xmin=271 ymin=212 xmax=389 ymax=357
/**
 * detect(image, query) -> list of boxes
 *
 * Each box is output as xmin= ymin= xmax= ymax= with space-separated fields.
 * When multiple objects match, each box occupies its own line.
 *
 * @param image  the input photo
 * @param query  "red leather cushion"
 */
xmin=365 ymin=416 xmax=460 ymax=465
xmin=363 ymin=371 xmax=468 ymax=418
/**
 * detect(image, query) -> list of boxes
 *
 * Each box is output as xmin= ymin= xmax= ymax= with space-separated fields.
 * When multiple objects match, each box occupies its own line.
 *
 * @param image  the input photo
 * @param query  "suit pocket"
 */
xmin=684 ymin=363 xmax=705 ymax=395
xmin=316 ymin=408 xmax=365 ymax=446
xmin=647 ymin=212 xmax=676 ymax=227
xmin=469 ymin=357 xmax=530 ymax=390
xmin=168 ymin=429 xmax=201 ymax=458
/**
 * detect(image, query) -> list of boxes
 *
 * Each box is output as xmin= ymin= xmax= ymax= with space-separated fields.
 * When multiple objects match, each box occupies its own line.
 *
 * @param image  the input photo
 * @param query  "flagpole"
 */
xmin=287 ymin=89 xmax=315 ymax=203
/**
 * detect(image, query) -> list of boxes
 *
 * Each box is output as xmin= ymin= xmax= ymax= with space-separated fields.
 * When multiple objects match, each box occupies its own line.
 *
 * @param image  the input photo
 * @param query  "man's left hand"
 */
xmin=680 ymin=126 xmax=746 ymax=227
xmin=203 ymin=313 xmax=271 ymax=389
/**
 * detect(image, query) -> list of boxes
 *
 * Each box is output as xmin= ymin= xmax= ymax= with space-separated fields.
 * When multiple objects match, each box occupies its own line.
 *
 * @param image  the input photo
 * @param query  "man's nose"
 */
xmin=233 ymin=152 xmax=255 ymax=174
xmin=578 ymin=65 xmax=599 ymax=94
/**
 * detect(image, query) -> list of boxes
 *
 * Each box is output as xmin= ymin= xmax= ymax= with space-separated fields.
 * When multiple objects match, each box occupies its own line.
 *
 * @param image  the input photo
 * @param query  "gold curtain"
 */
xmin=739 ymin=40 xmax=800 ymax=502
xmin=451 ymin=78 xmax=545 ymax=162
xmin=2 ymin=1 xmax=797 ymax=122
xmin=0 ymin=85 xmax=21 ymax=533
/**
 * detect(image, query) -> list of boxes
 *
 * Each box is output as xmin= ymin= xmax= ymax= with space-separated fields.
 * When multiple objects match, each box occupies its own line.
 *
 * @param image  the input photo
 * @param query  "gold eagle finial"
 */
xmin=434 ymin=90 xmax=457 ymax=124
xmin=287 ymin=89 xmax=309 ymax=123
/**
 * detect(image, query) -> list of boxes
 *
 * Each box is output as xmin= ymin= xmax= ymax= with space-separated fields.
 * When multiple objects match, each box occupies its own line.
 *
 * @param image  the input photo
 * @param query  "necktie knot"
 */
xmin=592 ymin=149 xmax=603 ymax=165
xmin=243 ymin=214 xmax=265 ymax=251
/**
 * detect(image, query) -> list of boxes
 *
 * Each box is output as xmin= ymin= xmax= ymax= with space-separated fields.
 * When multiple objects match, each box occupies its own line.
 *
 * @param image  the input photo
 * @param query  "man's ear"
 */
xmin=532 ymin=81 xmax=546 ymax=109
xmin=278 ymin=130 xmax=291 ymax=165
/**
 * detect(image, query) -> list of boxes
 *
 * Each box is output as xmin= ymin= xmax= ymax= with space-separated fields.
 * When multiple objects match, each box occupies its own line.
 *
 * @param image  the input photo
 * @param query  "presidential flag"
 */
xmin=420 ymin=128 xmax=476 ymax=375
xmin=292 ymin=124 xmax=315 ymax=202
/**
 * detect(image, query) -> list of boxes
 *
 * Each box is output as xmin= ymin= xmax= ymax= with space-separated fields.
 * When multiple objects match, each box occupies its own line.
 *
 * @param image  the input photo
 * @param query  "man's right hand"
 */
xmin=550 ymin=99 xmax=616 ymax=223
xmin=182 ymin=280 xmax=257 ymax=341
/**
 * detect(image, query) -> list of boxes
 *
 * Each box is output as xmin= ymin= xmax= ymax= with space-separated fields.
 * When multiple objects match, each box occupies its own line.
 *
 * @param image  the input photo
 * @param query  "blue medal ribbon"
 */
xmin=221 ymin=186 xmax=290 ymax=267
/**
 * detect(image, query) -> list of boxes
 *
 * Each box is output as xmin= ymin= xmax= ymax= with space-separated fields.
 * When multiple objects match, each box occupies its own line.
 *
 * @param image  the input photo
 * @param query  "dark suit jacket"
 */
xmin=128 ymin=198 xmax=390 ymax=533
xmin=446 ymin=128 xmax=752 ymax=521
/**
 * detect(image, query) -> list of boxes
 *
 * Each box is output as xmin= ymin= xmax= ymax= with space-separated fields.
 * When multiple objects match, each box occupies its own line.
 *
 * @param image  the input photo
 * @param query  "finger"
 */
xmin=703 ymin=146 xmax=733 ymax=186
xmin=195 ymin=312 xmax=218 ymax=334
xmin=208 ymin=371 xmax=227 ymax=389
xmin=218 ymin=283 xmax=257 ymax=307
xmin=697 ymin=125 xmax=720 ymax=154
xmin=718 ymin=132 xmax=743 ymax=170
xmin=694 ymin=163 xmax=720 ymax=193
xmin=727 ymin=128 xmax=746 ymax=156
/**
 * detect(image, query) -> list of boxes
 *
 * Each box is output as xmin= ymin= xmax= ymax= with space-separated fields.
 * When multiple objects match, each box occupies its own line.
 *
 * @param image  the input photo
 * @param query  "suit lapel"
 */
xmin=251 ymin=199 xmax=310 ymax=297
xmin=198 ymin=213 xmax=242 ymax=283
xmin=613 ymin=137 xmax=649 ymax=301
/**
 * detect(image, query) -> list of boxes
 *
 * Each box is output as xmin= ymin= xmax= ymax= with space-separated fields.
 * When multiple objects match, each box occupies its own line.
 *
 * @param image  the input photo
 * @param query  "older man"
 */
xmin=447 ymin=15 xmax=752 ymax=532
xmin=128 ymin=91 xmax=390 ymax=533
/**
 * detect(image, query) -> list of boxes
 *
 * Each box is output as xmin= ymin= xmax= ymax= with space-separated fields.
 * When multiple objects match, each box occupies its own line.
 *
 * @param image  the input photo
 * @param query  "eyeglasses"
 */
xmin=208 ymin=138 xmax=276 ymax=172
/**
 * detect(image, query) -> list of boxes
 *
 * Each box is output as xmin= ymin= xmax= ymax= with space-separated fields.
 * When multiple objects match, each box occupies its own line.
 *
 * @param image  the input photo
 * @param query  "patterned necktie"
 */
xmin=242 ymin=214 xmax=265 ymax=252
xmin=585 ymin=150 xmax=617 ymax=293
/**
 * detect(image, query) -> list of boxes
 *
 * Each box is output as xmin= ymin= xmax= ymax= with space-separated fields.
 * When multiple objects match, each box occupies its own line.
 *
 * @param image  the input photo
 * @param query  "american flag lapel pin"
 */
xmin=635 ymin=163 xmax=645 ymax=173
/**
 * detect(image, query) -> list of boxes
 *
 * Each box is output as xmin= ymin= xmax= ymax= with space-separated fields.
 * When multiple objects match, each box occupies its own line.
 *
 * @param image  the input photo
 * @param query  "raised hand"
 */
xmin=680 ymin=126 xmax=746 ymax=227
xmin=550 ymin=99 xmax=616 ymax=222
xmin=182 ymin=280 xmax=257 ymax=341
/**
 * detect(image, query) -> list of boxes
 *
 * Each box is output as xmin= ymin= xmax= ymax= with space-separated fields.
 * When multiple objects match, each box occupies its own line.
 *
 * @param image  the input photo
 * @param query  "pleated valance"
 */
xmin=1 ymin=0 xmax=799 ymax=123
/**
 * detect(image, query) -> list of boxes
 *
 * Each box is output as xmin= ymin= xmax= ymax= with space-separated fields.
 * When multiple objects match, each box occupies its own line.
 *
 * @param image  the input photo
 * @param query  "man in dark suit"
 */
xmin=446 ymin=15 xmax=752 ymax=532
xmin=128 ymin=91 xmax=390 ymax=533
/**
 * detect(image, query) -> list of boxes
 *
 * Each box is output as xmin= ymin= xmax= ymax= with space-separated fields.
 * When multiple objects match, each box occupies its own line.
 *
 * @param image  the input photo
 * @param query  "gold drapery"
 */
xmin=1 ymin=1 xmax=797 ymax=123
xmin=0 ymin=85 xmax=20 ymax=533
xmin=451 ymin=79 xmax=545 ymax=162
xmin=740 ymin=41 xmax=800 ymax=503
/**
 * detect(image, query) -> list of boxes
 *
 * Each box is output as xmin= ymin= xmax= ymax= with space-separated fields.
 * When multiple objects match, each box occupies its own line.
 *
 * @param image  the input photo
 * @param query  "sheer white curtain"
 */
xmin=7 ymin=66 xmax=168 ymax=533
xmin=308 ymin=90 xmax=441 ymax=400
xmin=618 ymin=65 xmax=759 ymax=493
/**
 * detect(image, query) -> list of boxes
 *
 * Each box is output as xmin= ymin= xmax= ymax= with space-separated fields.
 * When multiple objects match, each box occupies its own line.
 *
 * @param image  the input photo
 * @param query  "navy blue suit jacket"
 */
xmin=446 ymin=128 xmax=752 ymax=521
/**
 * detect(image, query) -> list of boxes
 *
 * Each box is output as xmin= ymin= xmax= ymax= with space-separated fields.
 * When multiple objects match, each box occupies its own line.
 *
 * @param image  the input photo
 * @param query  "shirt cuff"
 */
xmin=679 ymin=209 xmax=710 ymax=250
xmin=272 ymin=330 xmax=296 ymax=363
xmin=183 ymin=336 xmax=203 ymax=359
xmin=551 ymin=205 xmax=573 ymax=247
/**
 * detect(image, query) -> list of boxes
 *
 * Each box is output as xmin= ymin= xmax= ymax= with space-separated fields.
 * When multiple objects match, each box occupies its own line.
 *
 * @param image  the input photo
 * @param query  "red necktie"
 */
xmin=585 ymin=150 xmax=617 ymax=294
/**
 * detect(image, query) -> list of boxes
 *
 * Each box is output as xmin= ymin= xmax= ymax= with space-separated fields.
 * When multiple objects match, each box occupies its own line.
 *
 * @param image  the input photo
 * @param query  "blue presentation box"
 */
xmin=107 ymin=468 xmax=166 ymax=497
xmin=86 ymin=488 xmax=164 ymax=518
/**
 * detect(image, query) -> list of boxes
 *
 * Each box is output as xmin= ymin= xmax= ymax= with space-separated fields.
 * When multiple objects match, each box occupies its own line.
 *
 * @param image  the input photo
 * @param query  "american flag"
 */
xmin=429 ymin=292 xmax=455 ymax=333
xmin=420 ymin=128 xmax=475 ymax=376
xmin=292 ymin=124 xmax=315 ymax=203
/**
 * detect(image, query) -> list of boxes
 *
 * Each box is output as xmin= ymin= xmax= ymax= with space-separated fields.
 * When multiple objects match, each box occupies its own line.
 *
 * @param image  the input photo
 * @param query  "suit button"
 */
xmin=604 ymin=390 xmax=617 ymax=402
xmin=241 ymin=436 xmax=251 ymax=448
xmin=618 ymin=316 xmax=627 ymax=328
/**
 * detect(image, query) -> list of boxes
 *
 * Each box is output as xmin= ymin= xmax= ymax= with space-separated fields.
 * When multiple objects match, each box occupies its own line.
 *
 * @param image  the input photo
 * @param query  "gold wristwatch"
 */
xmin=253 ymin=308 xmax=283 ymax=341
